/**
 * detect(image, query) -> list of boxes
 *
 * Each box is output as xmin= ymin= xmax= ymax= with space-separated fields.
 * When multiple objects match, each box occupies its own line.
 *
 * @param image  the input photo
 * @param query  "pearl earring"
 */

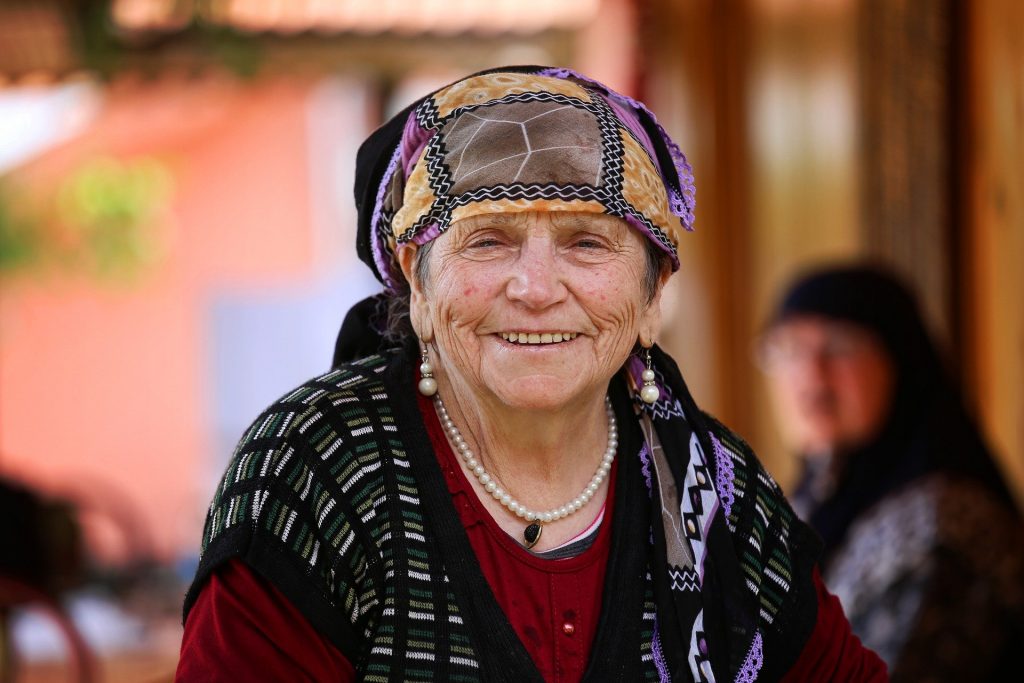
xmin=640 ymin=347 xmax=660 ymax=404
xmin=417 ymin=345 xmax=438 ymax=396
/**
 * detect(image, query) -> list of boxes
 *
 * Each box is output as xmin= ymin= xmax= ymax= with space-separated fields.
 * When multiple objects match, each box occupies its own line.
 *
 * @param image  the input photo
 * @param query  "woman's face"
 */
xmin=399 ymin=211 xmax=666 ymax=412
xmin=761 ymin=315 xmax=896 ymax=456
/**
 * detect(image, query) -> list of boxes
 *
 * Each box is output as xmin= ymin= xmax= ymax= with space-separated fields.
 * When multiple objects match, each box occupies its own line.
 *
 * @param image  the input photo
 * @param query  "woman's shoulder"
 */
xmin=211 ymin=350 xmax=411 ymax=517
xmin=824 ymin=474 xmax=1024 ymax=677
xmin=828 ymin=474 xmax=1024 ymax=598
xmin=183 ymin=350 xmax=409 ymax=633
xmin=698 ymin=411 xmax=796 ymax=524
xmin=833 ymin=474 xmax=1022 ymax=556
xmin=254 ymin=352 xmax=396 ymax=431
xmin=229 ymin=352 xmax=401 ymax=469
xmin=207 ymin=351 xmax=408 ymax=534
xmin=685 ymin=410 xmax=824 ymax=674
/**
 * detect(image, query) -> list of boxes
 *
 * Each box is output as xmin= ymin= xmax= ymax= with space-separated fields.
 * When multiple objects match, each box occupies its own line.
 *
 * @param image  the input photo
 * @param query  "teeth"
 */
xmin=499 ymin=331 xmax=579 ymax=345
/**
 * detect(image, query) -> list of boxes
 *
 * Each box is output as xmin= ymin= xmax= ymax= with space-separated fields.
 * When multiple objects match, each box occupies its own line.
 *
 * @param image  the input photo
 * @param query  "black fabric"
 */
xmin=185 ymin=338 xmax=827 ymax=679
xmin=773 ymin=263 xmax=1018 ymax=556
xmin=647 ymin=345 xmax=822 ymax=681
xmin=331 ymin=293 xmax=392 ymax=367
xmin=0 ymin=477 xmax=82 ymax=594
xmin=636 ymin=109 xmax=684 ymax=200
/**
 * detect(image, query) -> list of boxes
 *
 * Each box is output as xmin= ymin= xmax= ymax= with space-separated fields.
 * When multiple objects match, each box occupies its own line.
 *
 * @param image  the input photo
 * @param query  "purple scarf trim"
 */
xmin=652 ymin=618 xmax=672 ymax=683
xmin=709 ymin=433 xmax=737 ymax=519
xmin=735 ymin=631 xmax=764 ymax=683
xmin=401 ymin=110 xmax=433 ymax=177
xmin=370 ymin=144 xmax=404 ymax=290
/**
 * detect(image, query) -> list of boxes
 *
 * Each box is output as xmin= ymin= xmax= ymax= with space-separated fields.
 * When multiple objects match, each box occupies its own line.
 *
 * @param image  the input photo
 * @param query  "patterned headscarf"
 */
xmin=354 ymin=66 xmax=696 ymax=289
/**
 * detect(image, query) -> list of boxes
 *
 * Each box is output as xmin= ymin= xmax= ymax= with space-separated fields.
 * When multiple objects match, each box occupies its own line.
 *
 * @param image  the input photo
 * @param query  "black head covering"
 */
xmin=770 ymin=263 xmax=1017 ymax=554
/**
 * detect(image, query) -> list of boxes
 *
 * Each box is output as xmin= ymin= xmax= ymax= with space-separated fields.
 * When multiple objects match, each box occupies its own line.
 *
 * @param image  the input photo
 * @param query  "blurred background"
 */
xmin=0 ymin=0 xmax=1020 ymax=680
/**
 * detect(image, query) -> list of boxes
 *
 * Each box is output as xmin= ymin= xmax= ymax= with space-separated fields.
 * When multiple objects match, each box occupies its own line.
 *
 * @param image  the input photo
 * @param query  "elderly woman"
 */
xmin=176 ymin=67 xmax=884 ymax=682
xmin=760 ymin=264 xmax=1024 ymax=681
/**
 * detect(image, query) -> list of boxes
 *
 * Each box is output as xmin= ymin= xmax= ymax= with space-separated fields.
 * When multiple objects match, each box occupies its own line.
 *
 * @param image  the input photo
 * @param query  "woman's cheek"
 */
xmin=432 ymin=276 xmax=491 ymax=330
xmin=580 ymin=277 xmax=643 ymax=328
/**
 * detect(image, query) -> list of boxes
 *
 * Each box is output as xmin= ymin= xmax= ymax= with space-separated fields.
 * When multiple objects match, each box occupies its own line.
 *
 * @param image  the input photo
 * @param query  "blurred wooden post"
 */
xmin=641 ymin=0 xmax=862 ymax=484
xmin=964 ymin=0 xmax=1024 ymax=507
xmin=858 ymin=0 xmax=959 ymax=353
xmin=639 ymin=0 xmax=753 ymax=433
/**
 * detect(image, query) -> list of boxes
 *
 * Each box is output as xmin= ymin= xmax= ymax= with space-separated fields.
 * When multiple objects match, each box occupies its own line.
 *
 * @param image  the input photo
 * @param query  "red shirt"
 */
xmin=780 ymin=566 xmax=888 ymax=682
xmin=422 ymin=389 xmax=615 ymax=681
xmin=177 ymin=558 xmax=355 ymax=682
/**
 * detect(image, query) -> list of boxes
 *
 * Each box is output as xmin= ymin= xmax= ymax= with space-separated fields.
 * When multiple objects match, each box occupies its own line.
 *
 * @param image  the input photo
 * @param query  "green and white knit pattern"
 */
xmin=195 ymin=353 xmax=661 ymax=680
xmin=706 ymin=416 xmax=803 ymax=632
xmin=201 ymin=355 xmax=394 ymax=634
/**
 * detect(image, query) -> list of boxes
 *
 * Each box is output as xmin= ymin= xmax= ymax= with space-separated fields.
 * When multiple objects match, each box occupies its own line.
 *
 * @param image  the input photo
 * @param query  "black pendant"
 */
xmin=524 ymin=523 xmax=542 ymax=548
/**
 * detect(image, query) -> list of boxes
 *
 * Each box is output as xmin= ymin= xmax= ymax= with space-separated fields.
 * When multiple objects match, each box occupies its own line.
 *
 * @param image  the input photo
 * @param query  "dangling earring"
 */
xmin=640 ymin=347 xmax=660 ymax=404
xmin=418 ymin=344 xmax=438 ymax=396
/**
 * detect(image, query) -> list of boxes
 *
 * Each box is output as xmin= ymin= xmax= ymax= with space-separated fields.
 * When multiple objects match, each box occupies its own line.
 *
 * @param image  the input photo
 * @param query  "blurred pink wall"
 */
xmin=1 ymin=73 xmax=324 ymax=561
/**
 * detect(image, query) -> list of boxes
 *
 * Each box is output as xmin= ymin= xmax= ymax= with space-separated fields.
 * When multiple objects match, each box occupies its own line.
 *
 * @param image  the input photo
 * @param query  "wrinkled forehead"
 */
xmin=450 ymin=210 xmax=632 ymax=232
xmin=409 ymin=212 xmax=637 ymax=258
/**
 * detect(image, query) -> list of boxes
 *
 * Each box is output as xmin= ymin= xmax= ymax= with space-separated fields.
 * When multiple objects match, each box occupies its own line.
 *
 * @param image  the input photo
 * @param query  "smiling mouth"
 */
xmin=499 ymin=331 xmax=579 ymax=345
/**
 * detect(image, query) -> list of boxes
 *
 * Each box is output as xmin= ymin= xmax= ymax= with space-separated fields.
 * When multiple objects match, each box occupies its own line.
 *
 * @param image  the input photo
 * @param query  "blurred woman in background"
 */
xmin=761 ymin=263 xmax=1024 ymax=681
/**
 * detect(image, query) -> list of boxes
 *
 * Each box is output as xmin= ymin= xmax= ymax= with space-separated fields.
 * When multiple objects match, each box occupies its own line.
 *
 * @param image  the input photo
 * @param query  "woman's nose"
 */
xmin=505 ymin=240 xmax=568 ymax=309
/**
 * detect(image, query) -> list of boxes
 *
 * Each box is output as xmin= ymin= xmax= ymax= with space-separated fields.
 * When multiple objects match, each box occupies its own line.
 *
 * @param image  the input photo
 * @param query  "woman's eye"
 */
xmin=573 ymin=238 xmax=605 ymax=250
xmin=468 ymin=238 xmax=502 ymax=249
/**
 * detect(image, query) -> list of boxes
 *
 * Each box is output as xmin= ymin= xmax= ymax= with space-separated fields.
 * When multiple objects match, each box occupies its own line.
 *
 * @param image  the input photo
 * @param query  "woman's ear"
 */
xmin=638 ymin=262 xmax=671 ymax=347
xmin=397 ymin=245 xmax=433 ymax=343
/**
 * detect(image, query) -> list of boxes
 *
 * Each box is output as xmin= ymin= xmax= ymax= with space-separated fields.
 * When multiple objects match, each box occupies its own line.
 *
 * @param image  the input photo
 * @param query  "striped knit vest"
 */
xmin=185 ymin=351 xmax=665 ymax=681
xmin=185 ymin=347 xmax=818 ymax=681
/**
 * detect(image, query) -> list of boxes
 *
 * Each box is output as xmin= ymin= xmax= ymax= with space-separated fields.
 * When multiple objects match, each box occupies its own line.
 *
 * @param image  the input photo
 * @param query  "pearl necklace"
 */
xmin=433 ymin=394 xmax=617 ymax=549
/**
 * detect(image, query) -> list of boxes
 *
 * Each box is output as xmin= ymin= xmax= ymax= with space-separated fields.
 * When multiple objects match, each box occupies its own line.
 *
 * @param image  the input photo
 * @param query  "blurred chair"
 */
xmin=0 ymin=576 xmax=95 ymax=683
xmin=0 ymin=476 xmax=94 ymax=683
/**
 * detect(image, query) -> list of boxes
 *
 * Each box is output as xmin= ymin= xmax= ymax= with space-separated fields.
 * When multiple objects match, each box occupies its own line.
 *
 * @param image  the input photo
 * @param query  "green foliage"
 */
xmin=57 ymin=157 xmax=174 ymax=280
xmin=199 ymin=25 xmax=264 ymax=79
xmin=0 ymin=184 xmax=43 ymax=273
xmin=0 ymin=157 xmax=174 ymax=283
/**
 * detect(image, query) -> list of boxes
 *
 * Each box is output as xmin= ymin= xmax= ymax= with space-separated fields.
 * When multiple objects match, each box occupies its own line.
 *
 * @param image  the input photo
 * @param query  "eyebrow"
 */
xmin=550 ymin=213 xmax=623 ymax=237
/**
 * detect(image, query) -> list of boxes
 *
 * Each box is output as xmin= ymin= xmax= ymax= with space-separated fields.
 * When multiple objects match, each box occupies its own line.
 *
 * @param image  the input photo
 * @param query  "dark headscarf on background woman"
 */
xmin=772 ymin=264 xmax=1017 ymax=555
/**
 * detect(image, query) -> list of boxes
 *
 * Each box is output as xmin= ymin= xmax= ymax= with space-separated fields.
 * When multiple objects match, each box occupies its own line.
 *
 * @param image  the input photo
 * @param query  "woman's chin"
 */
xmin=481 ymin=374 xmax=601 ymax=413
